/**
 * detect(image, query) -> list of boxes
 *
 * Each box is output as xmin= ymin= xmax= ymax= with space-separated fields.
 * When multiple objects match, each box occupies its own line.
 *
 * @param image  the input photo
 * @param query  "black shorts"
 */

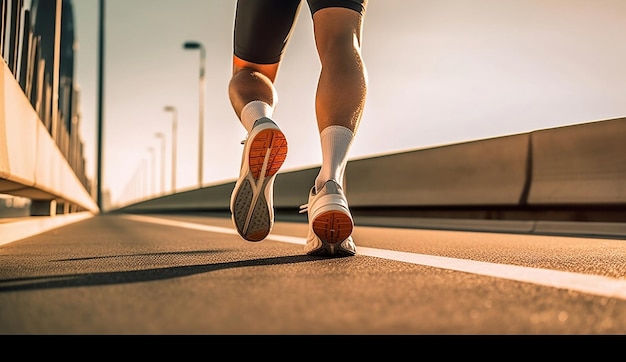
xmin=233 ymin=0 xmax=366 ymax=64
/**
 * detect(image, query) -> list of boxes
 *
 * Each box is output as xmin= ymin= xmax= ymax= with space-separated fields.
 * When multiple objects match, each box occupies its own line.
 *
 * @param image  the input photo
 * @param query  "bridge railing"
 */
xmin=0 ymin=0 xmax=97 ymax=217
xmin=1 ymin=59 xmax=98 ymax=215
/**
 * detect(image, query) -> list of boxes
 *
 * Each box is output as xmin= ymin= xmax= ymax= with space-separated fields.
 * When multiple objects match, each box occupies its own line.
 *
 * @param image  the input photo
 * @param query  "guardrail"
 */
xmin=344 ymin=117 xmax=626 ymax=208
xmin=117 ymin=116 xmax=626 ymax=237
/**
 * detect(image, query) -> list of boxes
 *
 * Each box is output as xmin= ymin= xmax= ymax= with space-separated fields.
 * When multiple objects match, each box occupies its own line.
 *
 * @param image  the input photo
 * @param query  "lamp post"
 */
xmin=164 ymin=106 xmax=177 ymax=193
xmin=155 ymin=132 xmax=166 ymax=195
xmin=183 ymin=41 xmax=206 ymax=188
xmin=96 ymin=0 xmax=105 ymax=210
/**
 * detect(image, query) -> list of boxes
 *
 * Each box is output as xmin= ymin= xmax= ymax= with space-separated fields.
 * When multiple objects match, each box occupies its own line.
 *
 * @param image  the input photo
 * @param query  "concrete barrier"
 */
xmin=274 ymin=167 xmax=319 ymax=208
xmin=120 ymin=183 xmax=235 ymax=212
xmin=0 ymin=61 xmax=38 ymax=189
xmin=528 ymin=117 xmax=626 ymax=204
xmin=121 ymin=117 xmax=626 ymax=213
xmin=344 ymin=134 xmax=530 ymax=206
xmin=116 ymin=117 xmax=626 ymax=237
xmin=0 ymin=60 xmax=98 ymax=214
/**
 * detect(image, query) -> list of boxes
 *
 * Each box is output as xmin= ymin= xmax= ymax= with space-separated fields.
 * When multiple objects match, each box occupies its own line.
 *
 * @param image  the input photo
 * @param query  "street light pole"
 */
xmin=164 ymin=106 xmax=177 ymax=193
xmin=183 ymin=41 xmax=206 ymax=188
xmin=155 ymin=132 xmax=166 ymax=195
xmin=96 ymin=0 xmax=105 ymax=210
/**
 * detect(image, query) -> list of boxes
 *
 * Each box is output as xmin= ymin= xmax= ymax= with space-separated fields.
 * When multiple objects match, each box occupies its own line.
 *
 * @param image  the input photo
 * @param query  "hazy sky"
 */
xmin=71 ymin=0 xmax=626 ymax=206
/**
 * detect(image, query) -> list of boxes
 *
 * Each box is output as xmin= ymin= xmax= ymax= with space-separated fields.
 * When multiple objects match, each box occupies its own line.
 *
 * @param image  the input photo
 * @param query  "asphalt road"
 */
xmin=1 ymin=212 xmax=625 ymax=335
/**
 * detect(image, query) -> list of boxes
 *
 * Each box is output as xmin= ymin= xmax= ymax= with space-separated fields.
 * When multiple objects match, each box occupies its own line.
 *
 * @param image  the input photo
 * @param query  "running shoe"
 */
xmin=230 ymin=117 xmax=287 ymax=241
xmin=299 ymin=180 xmax=356 ymax=256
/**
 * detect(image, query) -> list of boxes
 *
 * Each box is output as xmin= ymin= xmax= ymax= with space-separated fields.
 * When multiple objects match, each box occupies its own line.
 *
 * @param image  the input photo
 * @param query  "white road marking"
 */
xmin=123 ymin=214 xmax=626 ymax=300
xmin=123 ymin=214 xmax=240 ymax=235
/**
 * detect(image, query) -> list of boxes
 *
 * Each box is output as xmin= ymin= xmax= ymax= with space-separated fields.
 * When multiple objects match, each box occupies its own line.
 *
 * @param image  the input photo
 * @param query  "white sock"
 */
xmin=315 ymin=125 xmax=354 ymax=192
xmin=240 ymin=100 xmax=273 ymax=133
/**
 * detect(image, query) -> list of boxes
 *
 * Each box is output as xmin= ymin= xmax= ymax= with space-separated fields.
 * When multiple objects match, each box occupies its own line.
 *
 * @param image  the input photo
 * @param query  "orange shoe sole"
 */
xmin=248 ymin=129 xmax=287 ymax=180
xmin=312 ymin=210 xmax=354 ymax=244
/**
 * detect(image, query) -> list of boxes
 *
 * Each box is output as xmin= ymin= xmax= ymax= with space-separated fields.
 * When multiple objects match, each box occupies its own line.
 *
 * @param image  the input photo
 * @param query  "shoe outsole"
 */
xmin=248 ymin=129 xmax=288 ymax=179
xmin=232 ymin=179 xmax=271 ymax=241
xmin=311 ymin=210 xmax=353 ymax=244
xmin=232 ymin=128 xmax=287 ymax=242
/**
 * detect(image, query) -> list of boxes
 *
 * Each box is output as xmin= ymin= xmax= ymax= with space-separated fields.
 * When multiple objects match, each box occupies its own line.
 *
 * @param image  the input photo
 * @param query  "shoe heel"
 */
xmin=312 ymin=210 xmax=353 ymax=244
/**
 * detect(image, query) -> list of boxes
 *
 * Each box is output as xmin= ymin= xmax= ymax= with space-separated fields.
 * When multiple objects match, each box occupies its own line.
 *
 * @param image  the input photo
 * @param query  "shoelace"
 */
xmin=240 ymin=131 xmax=249 ymax=145
xmin=298 ymin=204 xmax=308 ymax=214
xmin=299 ymin=187 xmax=318 ymax=214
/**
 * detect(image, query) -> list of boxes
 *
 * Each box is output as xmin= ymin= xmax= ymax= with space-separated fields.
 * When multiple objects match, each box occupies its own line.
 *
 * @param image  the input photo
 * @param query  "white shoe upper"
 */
xmin=299 ymin=180 xmax=352 ymax=222
xmin=300 ymin=180 xmax=356 ymax=256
